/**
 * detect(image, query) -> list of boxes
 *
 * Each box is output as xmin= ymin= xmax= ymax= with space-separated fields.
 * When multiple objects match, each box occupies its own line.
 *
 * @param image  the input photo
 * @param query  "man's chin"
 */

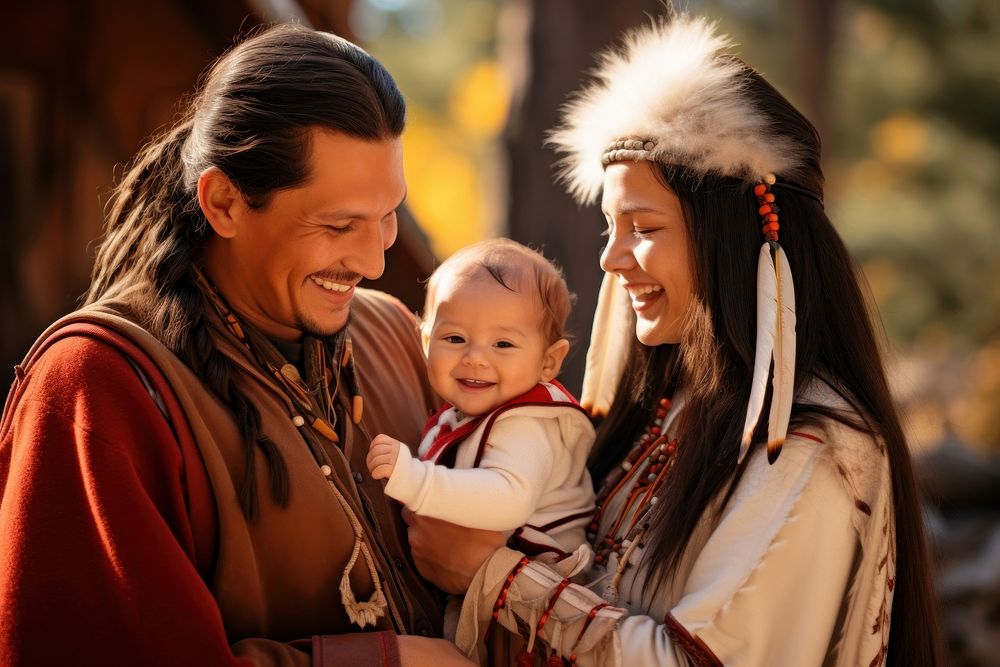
xmin=296 ymin=309 xmax=353 ymax=339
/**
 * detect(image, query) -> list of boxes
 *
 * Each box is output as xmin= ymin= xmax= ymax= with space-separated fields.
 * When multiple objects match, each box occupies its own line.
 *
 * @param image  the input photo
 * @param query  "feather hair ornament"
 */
xmin=739 ymin=238 xmax=796 ymax=464
xmin=767 ymin=243 xmax=796 ymax=462
xmin=580 ymin=271 xmax=634 ymax=417
xmin=739 ymin=174 xmax=797 ymax=463
xmin=550 ymin=13 xmax=805 ymax=463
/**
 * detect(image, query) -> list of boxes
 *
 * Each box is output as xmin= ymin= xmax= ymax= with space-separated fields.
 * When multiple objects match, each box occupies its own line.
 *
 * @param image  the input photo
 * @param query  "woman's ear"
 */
xmin=197 ymin=167 xmax=243 ymax=239
xmin=540 ymin=338 xmax=571 ymax=382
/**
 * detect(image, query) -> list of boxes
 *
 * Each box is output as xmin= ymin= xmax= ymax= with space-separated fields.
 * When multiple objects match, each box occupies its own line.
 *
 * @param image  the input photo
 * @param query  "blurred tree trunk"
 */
xmin=501 ymin=0 xmax=661 ymax=393
xmin=784 ymin=0 xmax=839 ymax=155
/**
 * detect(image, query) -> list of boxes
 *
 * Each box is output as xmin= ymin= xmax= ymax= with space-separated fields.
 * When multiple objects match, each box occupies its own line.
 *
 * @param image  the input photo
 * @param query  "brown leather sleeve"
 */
xmin=312 ymin=631 xmax=400 ymax=667
xmin=345 ymin=289 xmax=445 ymax=636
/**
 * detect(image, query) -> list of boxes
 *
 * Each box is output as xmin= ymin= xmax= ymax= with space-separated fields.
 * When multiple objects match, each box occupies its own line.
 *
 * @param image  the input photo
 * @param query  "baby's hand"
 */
xmin=367 ymin=434 xmax=402 ymax=480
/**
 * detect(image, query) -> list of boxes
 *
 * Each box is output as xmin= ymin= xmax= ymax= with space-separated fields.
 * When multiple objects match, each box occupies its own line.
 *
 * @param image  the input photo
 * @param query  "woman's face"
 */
xmin=600 ymin=161 xmax=695 ymax=346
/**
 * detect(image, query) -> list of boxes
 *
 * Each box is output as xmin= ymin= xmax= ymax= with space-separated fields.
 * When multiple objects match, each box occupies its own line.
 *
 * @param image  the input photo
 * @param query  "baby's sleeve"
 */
xmin=382 ymin=415 xmax=555 ymax=530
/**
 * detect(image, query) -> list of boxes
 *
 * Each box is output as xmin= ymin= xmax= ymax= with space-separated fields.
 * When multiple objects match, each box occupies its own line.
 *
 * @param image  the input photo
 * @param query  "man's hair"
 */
xmin=85 ymin=24 xmax=406 ymax=519
xmin=89 ymin=24 xmax=404 ymax=304
xmin=423 ymin=238 xmax=573 ymax=345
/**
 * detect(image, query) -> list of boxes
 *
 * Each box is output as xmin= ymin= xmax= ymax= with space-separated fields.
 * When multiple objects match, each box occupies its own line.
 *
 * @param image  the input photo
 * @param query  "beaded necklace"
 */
xmin=195 ymin=269 xmax=364 ymax=444
xmin=587 ymin=397 xmax=679 ymax=603
xmin=194 ymin=270 xmax=391 ymax=629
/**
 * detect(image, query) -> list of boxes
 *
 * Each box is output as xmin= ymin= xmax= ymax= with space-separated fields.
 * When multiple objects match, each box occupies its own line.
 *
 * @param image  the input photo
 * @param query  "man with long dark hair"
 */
xmin=0 ymin=24 xmax=470 ymax=666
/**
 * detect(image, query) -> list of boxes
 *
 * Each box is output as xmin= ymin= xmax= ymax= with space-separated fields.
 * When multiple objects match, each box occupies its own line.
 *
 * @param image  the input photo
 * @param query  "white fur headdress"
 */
xmin=554 ymin=13 xmax=802 ymax=464
xmin=549 ymin=14 xmax=808 ymax=202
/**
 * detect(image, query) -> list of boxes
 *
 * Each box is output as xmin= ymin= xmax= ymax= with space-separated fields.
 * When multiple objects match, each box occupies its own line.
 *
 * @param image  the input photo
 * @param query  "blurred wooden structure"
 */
xmin=501 ymin=0 xmax=664 ymax=391
xmin=0 ymin=0 xmax=435 ymax=379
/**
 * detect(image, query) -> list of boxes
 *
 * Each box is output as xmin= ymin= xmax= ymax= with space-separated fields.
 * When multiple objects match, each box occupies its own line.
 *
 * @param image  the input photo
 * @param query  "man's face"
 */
xmin=203 ymin=128 xmax=404 ymax=340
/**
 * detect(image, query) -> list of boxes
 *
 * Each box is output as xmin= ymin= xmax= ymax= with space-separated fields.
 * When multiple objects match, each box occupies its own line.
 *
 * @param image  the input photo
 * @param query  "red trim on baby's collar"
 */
xmin=471 ymin=384 xmax=590 ymax=467
xmin=471 ymin=399 xmax=591 ymax=467
xmin=421 ymin=402 xmax=454 ymax=436
xmin=664 ymin=614 xmax=723 ymax=667
xmin=547 ymin=379 xmax=581 ymax=405
xmin=420 ymin=411 xmax=486 ymax=463
xmin=420 ymin=383 xmax=590 ymax=466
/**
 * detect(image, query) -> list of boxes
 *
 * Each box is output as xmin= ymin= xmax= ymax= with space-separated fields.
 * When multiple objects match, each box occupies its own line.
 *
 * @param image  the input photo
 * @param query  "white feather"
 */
xmin=767 ymin=245 xmax=796 ymax=462
xmin=739 ymin=243 xmax=777 ymax=463
xmin=548 ymin=14 xmax=808 ymax=204
xmin=581 ymin=272 xmax=633 ymax=417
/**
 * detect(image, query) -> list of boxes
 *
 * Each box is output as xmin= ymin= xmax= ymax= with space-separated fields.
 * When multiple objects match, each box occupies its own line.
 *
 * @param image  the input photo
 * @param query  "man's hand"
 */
xmin=397 ymin=636 xmax=474 ymax=666
xmin=367 ymin=434 xmax=402 ymax=480
xmin=403 ymin=509 xmax=507 ymax=594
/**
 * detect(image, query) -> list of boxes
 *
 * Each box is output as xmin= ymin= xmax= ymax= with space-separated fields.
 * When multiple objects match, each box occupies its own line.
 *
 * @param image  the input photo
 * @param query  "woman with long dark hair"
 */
xmin=406 ymin=12 xmax=943 ymax=666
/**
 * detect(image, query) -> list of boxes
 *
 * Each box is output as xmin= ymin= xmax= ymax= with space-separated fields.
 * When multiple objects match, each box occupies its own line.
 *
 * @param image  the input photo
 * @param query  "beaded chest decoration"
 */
xmin=587 ymin=397 xmax=679 ymax=602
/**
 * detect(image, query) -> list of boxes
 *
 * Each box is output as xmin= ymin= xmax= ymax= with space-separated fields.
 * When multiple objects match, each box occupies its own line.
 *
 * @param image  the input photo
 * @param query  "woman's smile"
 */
xmin=623 ymin=282 xmax=664 ymax=312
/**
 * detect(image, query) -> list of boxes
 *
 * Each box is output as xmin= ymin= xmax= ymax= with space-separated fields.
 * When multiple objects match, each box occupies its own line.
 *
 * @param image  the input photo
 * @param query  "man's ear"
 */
xmin=540 ymin=338 xmax=570 ymax=382
xmin=197 ymin=167 xmax=243 ymax=239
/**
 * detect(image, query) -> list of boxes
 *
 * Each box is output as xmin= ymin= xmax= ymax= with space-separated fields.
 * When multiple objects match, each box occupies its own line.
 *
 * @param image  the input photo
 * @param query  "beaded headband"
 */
xmin=552 ymin=14 xmax=806 ymax=464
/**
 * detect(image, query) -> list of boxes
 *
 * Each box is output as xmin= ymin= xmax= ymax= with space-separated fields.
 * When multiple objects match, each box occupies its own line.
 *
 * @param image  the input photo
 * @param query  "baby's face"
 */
xmin=424 ymin=275 xmax=558 ymax=417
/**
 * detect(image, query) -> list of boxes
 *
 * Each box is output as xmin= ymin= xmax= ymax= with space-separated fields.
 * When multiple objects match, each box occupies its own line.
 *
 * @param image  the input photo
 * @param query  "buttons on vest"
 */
xmin=320 ymin=465 xmax=332 ymax=477
xmin=291 ymin=414 xmax=305 ymax=427
xmin=353 ymin=471 xmax=364 ymax=484
xmin=393 ymin=557 xmax=405 ymax=570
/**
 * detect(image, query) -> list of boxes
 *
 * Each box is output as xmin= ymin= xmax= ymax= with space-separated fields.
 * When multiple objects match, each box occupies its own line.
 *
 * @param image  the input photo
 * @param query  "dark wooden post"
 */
xmin=502 ymin=0 xmax=662 ymax=392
